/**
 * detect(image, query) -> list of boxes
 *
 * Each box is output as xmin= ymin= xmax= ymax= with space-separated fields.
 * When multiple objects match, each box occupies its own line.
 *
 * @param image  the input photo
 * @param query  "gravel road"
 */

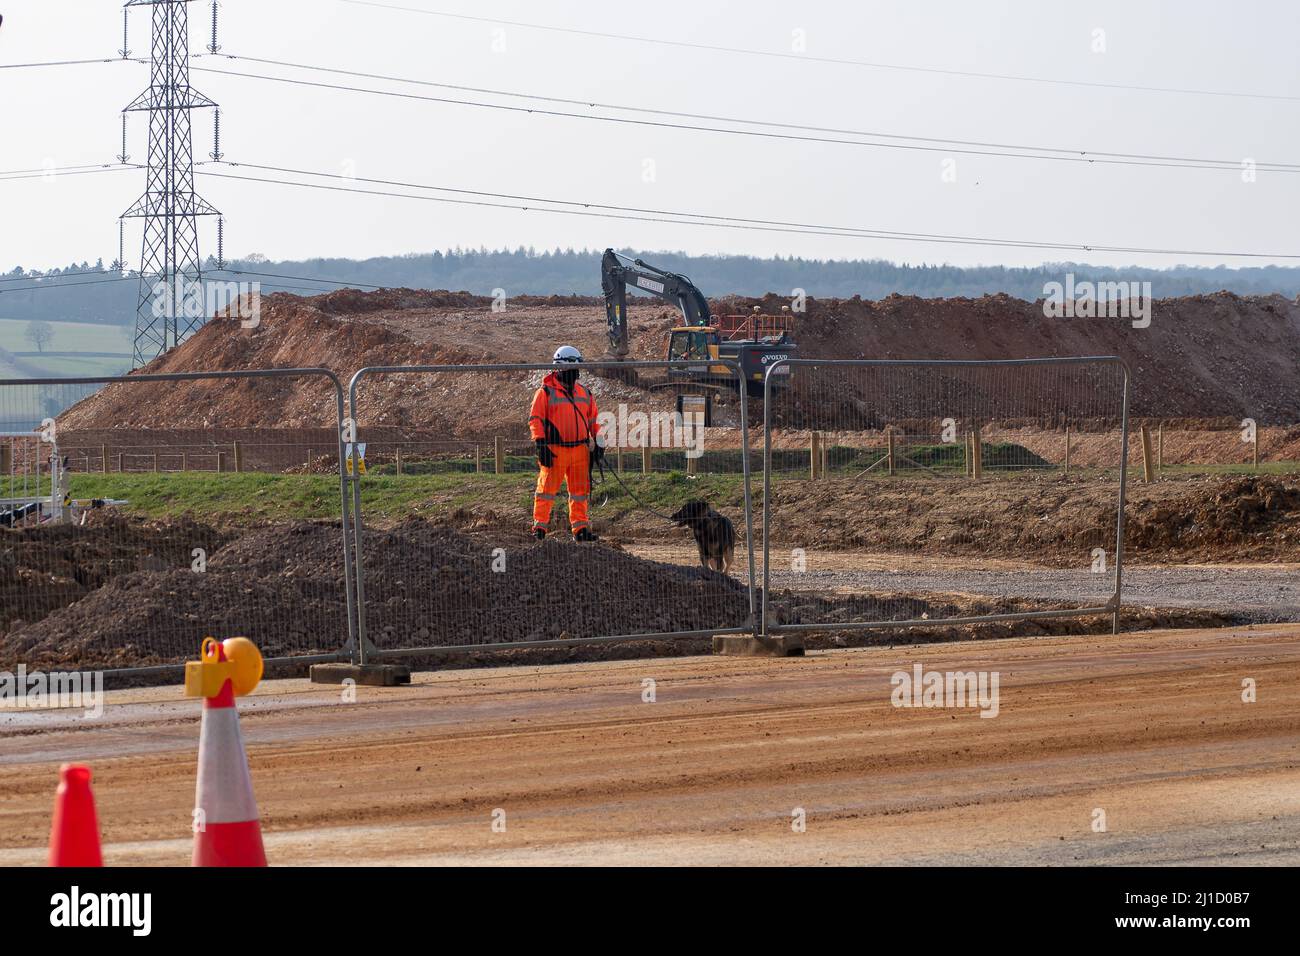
xmin=765 ymin=564 xmax=1300 ymax=621
xmin=627 ymin=544 xmax=1300 ymax=621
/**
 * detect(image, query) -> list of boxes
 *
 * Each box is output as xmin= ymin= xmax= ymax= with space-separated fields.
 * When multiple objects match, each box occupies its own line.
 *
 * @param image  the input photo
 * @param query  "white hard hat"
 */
xmin=553 ymin=345 xmax=582 ymax=363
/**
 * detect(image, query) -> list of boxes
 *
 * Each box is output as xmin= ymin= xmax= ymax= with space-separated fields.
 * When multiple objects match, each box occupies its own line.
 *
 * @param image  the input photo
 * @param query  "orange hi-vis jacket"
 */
xmin=528 ymin=371 xmax=601 ymax=447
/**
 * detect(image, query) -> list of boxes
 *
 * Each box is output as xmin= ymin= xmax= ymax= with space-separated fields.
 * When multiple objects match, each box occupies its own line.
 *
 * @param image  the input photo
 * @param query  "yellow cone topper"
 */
xmin=184 ymin=637 xmax=263 ymax=698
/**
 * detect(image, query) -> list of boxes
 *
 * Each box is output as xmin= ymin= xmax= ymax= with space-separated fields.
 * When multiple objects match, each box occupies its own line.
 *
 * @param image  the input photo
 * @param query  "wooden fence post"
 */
xmin=1157 ymin=422 xmax=1164 ymax=473
xmin=233 ymin=441 xmax=244 ymax=474
xmin=971 ymin=423 xmax=983 ymax=480
xmin=494 ymin=436 xmax=504 ymax=475
xmin=396 ymin=448 xmax=403 ymax=475
xmin=810 ymin=431 xmax=821 ymax=479
xmin=1064 ymin=426 xmax=1071 ymax=476
xmin=886 ymin=427 xmax=895 ymax=476
xmin=182 ymin=452 xmax=189 ymax=472
xmin=100 ymin=444 xmax=108 ymax=474
xmin=117 ymin=453 xmax=124 ymax=473
xmin=217 ymin=452 xmax=225 ymax=474
xmin=642 ymin=444 xmax=652 ymax=474
xmin=1140 ymin=424 xmax=1154 ymax=483
xmin=616 ymin=445 xmax=624 ymax=474
xmin=475 ymin=444 xmax=482 ymax=474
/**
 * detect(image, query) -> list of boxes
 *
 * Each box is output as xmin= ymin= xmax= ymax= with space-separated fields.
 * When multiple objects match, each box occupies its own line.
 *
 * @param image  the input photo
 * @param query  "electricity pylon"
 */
xmin=121 ymin=0 xmax=220 ymax=367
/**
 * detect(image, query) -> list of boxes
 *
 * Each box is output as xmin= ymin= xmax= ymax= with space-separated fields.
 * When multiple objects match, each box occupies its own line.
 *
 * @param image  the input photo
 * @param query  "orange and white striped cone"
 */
xmin=188 ymin=637 xmax=266 ymax=867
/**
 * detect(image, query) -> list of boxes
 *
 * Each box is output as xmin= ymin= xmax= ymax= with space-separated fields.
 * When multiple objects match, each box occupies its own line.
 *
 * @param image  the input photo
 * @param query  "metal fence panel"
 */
xmin=0 ymin=370 xmax=355 ymax=678
xmin=760 ymin=357 xmax=1131 ymax=639
xmin=0 ymin=356 xmax=1139 ymax=681
xmin=346 ymin=360 xmax=756 ymax=661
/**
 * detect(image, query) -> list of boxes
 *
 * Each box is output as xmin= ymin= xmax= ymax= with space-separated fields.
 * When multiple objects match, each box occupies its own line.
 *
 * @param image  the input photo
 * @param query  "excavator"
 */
xmin=600 ymin=249 xmax=796 ymax=397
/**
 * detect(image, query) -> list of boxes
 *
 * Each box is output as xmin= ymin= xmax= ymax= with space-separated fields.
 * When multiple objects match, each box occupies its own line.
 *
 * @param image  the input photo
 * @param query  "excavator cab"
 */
xmin=668 ymin=328 xmax=732 ymax=379
xmin=668 ymin=328 xmax=714 ymax=362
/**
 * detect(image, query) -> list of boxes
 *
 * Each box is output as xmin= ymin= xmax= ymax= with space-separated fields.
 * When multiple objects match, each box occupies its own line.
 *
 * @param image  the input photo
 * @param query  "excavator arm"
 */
xmin=601 ymin=248 xmax=712 ymax=358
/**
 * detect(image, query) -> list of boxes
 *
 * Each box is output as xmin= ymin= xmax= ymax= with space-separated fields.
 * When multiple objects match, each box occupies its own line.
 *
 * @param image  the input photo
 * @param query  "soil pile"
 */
xmin=762 ymin=290 xmax=1300 ymax=422
xmin=765 ymin=474 xmax=1300 ymax=564
xmin=1124 ymin=475 xmax=1300 ymax=556
xmin=1 ymin=515 xmax=232 ymax=634
xmin=0 ymin=520 xmax=752 ymax=670
xmin=54 ymin=288 xmax=1300 ymax=435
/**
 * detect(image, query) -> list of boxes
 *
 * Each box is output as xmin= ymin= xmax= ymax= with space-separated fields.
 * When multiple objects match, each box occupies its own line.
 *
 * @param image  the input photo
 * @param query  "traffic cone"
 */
xmin=48 ymin=764 xmax=103 ymax=867
xmin=190 ymin=637 xmax=266 ymax=867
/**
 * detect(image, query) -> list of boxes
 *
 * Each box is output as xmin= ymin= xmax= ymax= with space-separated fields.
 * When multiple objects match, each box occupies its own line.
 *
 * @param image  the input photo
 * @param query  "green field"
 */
xmin=0 ymin=318 xmax=132 ymax=425
xmin=0 ymin=318 xmax=132 ymax=378
xmin=15 ymin=464 xmax=1296 ymax=528
xmin=60 ymin=470 xmax=744 ymax=524
xmin=0 ymin=317 xmax=132 ymax=354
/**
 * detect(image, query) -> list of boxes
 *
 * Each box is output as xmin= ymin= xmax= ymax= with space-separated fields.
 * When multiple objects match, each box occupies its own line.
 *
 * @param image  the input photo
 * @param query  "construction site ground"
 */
xmin=3 ymin=471 xmax=1299 ymax=672
xmin=1 ymin=624 xmax=1297 ymax=866
xmin=5 ymin=288 xmax=1300 ymax=865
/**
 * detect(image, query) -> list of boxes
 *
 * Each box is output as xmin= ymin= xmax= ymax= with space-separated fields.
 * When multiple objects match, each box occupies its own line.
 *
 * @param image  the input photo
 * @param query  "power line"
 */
xmin=339 ymin=0 xmax=1300 ymax=103
xmin=0 ymin=275 xmax=138 ymax=295
xmin=0 ymin=268 xmax=124 ymax=284
xmin=0 ymin=168 xmax=136 ymax=182
xmin=0 ymin=269 xmax=378 ymax=297
xmin=193 ymin=63 xmax=1297 ymax=174
xmin=0 ymin=57 xmax=128 ymax=70
xmin=196 ymin=162 xmax=1300 ymax=260
xmin=222 ymin=277 xmax=353 ymax=295
xmin=213 ymin=267 xmax=384 ymax=289
xmin=0 ymin=163 xmax=137 ymax=181
xmin=202 ymin=53 xmax=1300 ymax=172
xmin=0 ymin=264 xmax=379 ymax=293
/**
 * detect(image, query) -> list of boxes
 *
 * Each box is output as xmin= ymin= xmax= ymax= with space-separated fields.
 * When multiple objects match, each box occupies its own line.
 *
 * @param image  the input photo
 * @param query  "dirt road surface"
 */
xmin=2 ymin=624 xmax=1298 ymax=866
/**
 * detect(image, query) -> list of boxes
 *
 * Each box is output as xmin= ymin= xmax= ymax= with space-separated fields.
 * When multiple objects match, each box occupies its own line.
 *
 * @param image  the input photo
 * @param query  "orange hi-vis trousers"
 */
xmin=533 ymin=444 xmax=591 ymax=532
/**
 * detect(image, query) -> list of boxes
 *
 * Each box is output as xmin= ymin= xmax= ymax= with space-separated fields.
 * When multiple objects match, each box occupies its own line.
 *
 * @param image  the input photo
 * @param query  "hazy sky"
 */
xmin=2 ymin=0 xmax=1297 ymax=273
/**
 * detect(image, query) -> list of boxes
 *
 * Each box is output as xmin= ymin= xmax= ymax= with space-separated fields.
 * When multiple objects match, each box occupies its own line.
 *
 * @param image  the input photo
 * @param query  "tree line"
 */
xmin=3 ymin=249 xmax=1298 ymax=327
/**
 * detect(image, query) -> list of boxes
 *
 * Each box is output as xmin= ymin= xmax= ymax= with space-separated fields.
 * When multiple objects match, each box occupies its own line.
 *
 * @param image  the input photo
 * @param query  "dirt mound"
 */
xmin=0 ymin=520 xmax=751 ymax=671
xmin=0 ymin=567 xmax=347 ymax=670
xmin=0 ymin=515 xmax=233 ymax=634
xmin=356 ymin=518 xmax=749 ymax=649
xmin=1125 ymin=475 xmax=1300 ymax=555
xmin=55 ymin=288 xmax=1300 ymax=436
xmin=764 ymin=290 xmax=1300 ymax=422
xmin=765 ymin=473 xmax=1300 ymax=564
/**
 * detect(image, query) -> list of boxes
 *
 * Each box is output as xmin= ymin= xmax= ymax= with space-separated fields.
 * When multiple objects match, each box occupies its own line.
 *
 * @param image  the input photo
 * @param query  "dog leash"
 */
xmin=592 ymin=454 xmax=680 ymax=522
xmin=561 ymin=375 xmax=680 ymax=525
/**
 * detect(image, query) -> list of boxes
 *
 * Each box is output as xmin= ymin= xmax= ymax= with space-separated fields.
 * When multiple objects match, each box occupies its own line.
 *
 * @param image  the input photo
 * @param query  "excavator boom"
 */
xmin=599 ymin=248 xmax=797 ymax=394
xmin=601 ymin=248 xmax=711 ymax=357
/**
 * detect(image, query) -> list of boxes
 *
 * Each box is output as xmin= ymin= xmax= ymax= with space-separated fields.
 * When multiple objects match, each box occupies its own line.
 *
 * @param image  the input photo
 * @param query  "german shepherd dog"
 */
xmin=671 ymin=499 xmax=736 ymax=573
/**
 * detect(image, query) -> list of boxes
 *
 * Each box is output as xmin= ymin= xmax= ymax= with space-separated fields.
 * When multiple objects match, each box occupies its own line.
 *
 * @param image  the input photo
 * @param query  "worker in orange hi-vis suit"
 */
xmin=529 ymin=345 xmax=604 ymax=541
